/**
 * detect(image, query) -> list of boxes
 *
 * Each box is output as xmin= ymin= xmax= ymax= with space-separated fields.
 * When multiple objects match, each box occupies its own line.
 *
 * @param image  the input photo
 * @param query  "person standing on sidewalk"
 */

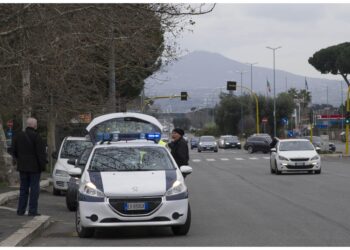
xmin=168 ymin=128 xmax=189 ymax=168
xmin=12 ymin=117 xmax=47 ymax=216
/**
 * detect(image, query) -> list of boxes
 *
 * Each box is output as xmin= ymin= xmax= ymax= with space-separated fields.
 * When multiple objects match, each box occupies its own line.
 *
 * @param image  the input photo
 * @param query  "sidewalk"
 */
xmin=0 ymin=173 xmax=52 ymax=246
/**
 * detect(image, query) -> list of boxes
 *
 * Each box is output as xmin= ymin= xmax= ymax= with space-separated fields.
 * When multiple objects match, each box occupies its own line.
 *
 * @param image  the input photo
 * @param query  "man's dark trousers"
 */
xmin=17 ymin=172 xmax=41 ymax=215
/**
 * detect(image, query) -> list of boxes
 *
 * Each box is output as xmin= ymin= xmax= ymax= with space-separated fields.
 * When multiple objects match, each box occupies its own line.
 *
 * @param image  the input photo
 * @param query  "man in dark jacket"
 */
xmin=168 ymin=128 xmax=189 ymax=167
xmin=12 ymin=117 xmax=47 ymax=216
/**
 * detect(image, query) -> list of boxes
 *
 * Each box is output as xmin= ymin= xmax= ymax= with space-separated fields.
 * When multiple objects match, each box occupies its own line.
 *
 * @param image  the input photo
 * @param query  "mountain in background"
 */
xmin=145 ymin=51 xmax=345 ymax=113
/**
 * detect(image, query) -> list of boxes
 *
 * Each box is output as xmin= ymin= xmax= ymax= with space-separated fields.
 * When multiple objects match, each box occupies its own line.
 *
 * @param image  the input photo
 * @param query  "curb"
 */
xmin=0 ymin=178 xmax=52 ymax=246
xmin=0 ymin=179 xmax=50 ymax=206
xmin=0 ymin=215 xmax=51 ymax=246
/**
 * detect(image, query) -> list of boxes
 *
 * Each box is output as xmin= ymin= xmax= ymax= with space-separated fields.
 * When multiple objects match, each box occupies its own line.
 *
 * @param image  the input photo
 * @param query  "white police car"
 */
xmin=52 ymin=136 xmax=92 ymax=195
xmin=69 ymin=113 xmax=192 ymax=238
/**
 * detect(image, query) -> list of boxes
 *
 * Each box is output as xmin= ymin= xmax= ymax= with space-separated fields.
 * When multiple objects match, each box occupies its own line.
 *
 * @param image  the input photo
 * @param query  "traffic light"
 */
xmin=346 ymin=112 xmax=350 ymax=125
xmin=181 ymin=91 xmax=188 ymax=101
xmin=227 ymin=81 xmax=237 ymax=91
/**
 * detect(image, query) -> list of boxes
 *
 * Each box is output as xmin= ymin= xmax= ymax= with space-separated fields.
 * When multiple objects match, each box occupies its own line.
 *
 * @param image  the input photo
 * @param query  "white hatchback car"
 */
xmin=270 ymin=139 xmax=321 ymax=175
xmin=69 ymin=112 xmax=193 ymax=238
xmin=52 ymin=137 xmax=93 ymax=195
xmin=70 ymin=136 xmax=192 ymax=238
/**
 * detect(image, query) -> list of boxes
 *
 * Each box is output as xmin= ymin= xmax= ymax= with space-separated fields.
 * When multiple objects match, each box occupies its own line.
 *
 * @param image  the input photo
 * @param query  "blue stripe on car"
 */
xmin=78 ymin=192 xmax=104 ymax=202
xmin=89 ymin=171 xmax=104 ymax=192
xmin=165 ymin=169 xmax=177 ymax=190
xmin=166 ymin=191 xmax=188 ymax=201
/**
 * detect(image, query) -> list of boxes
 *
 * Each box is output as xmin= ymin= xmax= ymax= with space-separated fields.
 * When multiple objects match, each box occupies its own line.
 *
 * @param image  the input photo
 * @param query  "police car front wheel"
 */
xmin=76 ymin=208 xmax=95 ymax=238
xmin=171 ymin=205 xmax=191 ymax=236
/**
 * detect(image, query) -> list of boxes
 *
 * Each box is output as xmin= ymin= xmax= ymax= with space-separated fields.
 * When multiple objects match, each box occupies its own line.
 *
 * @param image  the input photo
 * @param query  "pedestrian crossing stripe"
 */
xmin=249 ymin=157 xmax=258 ymax=160
xmin=192 ymin=159 xmax=201 ymax=162
xmin=206 ymin=159 xmax=215 ymax=161
xmin=263 ymin=157 xmax=270 ymax=159
xmin=235 ymin=158 xmax=244 ymax=160
xmin=220 ymin=158 xmax=229 ymax=161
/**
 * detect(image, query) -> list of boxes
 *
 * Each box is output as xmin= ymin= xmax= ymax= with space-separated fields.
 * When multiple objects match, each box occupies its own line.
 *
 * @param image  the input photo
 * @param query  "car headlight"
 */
xmin=225 ymin=142 xmax=230 ymax=144
xmin=55 ymin=169 xmax=69 ymax=177
xmin=214 ymin=142 xmax=217 ymax=146
xmin=237 ymin=142 xmax=241 ymax=145
xmin=80 ymin=182 xmax=105 ymax=197
xmin=165 ymin=180 xmax=187 ymax=197
xmin=199 ymin=142 xmax=203 ymax=146
xmin=310 ymin=155 xmax=320 ymax=161
xmin=278 ymin=155 xmax=289 ymax=161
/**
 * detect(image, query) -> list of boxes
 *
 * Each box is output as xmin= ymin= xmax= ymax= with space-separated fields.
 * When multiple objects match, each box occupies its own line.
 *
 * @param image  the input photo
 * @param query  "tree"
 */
xmin=308 ymin=42 xmax=350 ymax=86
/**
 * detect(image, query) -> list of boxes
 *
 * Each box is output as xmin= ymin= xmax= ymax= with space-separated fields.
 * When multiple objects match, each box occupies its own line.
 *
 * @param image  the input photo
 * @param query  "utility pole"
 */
xmin=267 ymin=46 xmax=282 ymax=137
xmin=341 ymin=81 xmax=344 ymax=131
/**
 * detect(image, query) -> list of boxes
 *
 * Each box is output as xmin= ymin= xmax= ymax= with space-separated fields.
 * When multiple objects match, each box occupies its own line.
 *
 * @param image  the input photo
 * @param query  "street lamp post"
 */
xmin=266 ymin=46 xmax=282 ymax=137
xmin=236 ymin=70 xmax=248 ymax=137
xmin=247 ymin=62 xmax=258 ymax=92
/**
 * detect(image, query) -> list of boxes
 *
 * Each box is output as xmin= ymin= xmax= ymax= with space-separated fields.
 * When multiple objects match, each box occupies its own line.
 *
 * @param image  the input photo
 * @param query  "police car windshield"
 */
xmin=60 ymin=140 xmax=93 ymax=159
xmin=89 ymin=147 xmax=175 ymax=172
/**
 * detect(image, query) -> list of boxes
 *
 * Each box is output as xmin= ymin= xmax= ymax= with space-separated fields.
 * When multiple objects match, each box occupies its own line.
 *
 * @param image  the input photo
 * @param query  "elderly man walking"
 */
xmin=12 ymin=117 xmax=47 ymax=216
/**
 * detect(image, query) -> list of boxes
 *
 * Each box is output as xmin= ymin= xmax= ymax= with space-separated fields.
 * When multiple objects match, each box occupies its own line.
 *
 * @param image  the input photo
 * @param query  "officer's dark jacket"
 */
xmin=12 ymin=127 xmax=47 ymax=173
xmin=168 ymin=137 xmax=189 ymax=167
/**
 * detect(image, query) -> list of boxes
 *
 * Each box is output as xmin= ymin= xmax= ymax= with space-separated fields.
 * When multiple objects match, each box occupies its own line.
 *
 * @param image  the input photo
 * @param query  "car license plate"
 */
xmin=295 ymin=162 xmax=305 ymax=166
xmin=124 ymin=202 xmax=148 ymax=211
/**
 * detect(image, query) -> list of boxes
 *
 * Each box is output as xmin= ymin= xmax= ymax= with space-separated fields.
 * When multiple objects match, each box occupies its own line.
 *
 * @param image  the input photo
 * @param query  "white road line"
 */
xmin=235 ymin=158 xmax=244 ymax=161
xmin=220 ymin=158 xmax=229 ymax=161
xmin=263 ymin=157 xmax=270 ymax=160
xmin=249 ymin=157 xmax=258 ymax=160
xmin=206 ymin=159 xmax=216 ymax=162
xmin=192 ymin=159 xmax=201 ymax=162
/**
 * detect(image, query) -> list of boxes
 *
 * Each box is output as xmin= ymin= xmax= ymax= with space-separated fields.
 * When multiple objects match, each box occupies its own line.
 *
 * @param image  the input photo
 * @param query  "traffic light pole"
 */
xmin=346 ymin=87 xmax=350 ymax=155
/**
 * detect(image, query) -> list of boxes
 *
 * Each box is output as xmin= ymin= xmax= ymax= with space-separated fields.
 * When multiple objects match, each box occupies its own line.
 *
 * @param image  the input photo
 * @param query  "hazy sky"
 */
xmin=175 ymin=3 xmax=350 ymax=80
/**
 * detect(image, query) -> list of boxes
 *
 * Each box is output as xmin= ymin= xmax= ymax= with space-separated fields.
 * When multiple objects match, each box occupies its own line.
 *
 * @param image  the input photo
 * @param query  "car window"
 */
xmin=200 ymin=136 xmax=215 ymax=142
xmin=60 ymin=140 xmax=93 ymax=159
xmin=279 ymin=141 xmax=314 ymax=151
xmin=89 ymin=146 xmax=175 ymax=172
xmin=77 ymin=147 xmax=93 ymax=167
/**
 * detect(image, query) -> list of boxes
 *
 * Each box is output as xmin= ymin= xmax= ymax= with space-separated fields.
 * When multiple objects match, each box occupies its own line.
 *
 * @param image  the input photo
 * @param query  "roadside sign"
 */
xmin=287 ymin=130 xmax=294 ymax=137
xmin=281 ymin=117 xmax=288 ymax=125
xmin=6 ymin=129 xmax=13 ymax=138
xmin=262 ymin=117 xmax=268 ymax=123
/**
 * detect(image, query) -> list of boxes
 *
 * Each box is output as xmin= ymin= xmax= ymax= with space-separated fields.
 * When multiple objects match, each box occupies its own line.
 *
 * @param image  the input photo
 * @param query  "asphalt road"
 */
xmin=21 ymin=148 xmax=350 ymax=246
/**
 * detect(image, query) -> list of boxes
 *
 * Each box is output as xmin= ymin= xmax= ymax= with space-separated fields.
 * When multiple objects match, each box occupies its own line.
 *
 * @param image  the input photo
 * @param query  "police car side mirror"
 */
xmin=180 ymin=166 xmax=192 ymax=177
xmin=68 ymin=168 xmax=82 ymax=178
xmin=67 ymin=158 xmax=77 ymax=166
xmin=270 ymin=148 xmax=276 ymax=153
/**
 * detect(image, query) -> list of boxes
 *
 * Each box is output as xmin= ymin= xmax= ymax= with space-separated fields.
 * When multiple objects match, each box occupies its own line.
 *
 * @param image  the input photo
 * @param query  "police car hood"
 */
xmin=92 ymin=170 xmax=178 ymax=197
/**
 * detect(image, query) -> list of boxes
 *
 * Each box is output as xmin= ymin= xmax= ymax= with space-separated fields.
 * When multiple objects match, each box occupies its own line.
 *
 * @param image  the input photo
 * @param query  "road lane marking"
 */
xmin=249 ymin=157 xmax=258 ymax=160
xmin=220 ymin=158 xmax=229 ymax=161
xmin=206 ymin=159 xmax=215 ymax=161
xmin=235 ymin=158 xmax=244 ymax=161
xmin=192 ymin=159 xmax=201 ymax=162
xmin=263 ymin=157 xmax=270 ymax=159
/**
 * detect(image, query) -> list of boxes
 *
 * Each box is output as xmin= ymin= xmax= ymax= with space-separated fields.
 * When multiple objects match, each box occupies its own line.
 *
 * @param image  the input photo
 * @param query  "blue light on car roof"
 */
xmin=97 ymin=132 xmax=161 ymax=143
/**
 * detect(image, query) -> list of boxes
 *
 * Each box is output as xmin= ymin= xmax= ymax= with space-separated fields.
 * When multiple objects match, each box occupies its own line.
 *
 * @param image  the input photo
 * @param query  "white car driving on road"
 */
xmin=270 ymin=139 xmax=321 ymax=175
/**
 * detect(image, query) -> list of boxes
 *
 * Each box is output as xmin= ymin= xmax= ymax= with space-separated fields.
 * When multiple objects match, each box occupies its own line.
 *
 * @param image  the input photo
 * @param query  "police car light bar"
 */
xmin=97 ymin=132 xmax=161 ymax=144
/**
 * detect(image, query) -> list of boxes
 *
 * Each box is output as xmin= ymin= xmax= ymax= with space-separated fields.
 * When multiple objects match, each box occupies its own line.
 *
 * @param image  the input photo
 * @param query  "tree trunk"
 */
xmin=108 ymin=25 xmax=116 ymax=112
xmin=47 ymin=94 xmax=56 ymax=175
xmin=22 ymin=61 xmax=31 ymax=130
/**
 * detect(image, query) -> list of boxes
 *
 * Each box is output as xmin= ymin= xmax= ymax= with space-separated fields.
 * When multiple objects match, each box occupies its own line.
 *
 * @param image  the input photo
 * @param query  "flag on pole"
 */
xmin=267 ymin=79 xmax=271 ymax=93
xmin=305 ymin=77 xmax=308 ymax=90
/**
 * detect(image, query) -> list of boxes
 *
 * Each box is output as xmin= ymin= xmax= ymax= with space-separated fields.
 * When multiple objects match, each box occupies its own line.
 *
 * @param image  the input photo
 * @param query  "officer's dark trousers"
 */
xmin=17 ymin=172 xmax=41 ymax=215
